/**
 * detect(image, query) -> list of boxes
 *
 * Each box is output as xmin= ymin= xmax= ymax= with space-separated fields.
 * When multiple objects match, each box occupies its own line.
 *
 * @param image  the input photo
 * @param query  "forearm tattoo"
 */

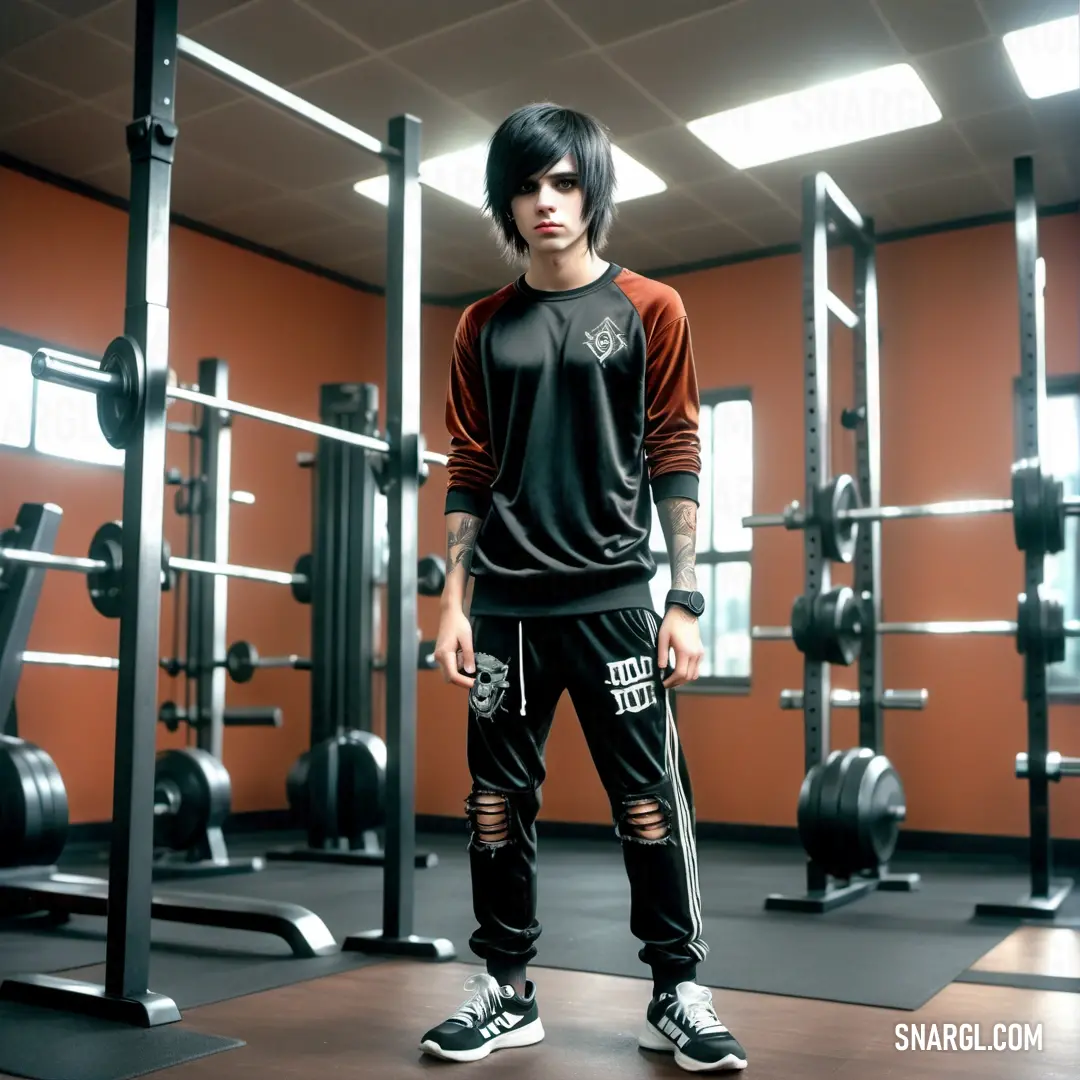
xmin=447 ymin=515 xmax=481 ymax=574
xmin=659 ymin=498 xmax=698 ymax=590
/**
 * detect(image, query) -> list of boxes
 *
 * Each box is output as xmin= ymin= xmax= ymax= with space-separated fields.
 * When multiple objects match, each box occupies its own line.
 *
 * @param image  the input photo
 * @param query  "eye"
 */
xmin=557 ymin=178 xmax=577 ymax=190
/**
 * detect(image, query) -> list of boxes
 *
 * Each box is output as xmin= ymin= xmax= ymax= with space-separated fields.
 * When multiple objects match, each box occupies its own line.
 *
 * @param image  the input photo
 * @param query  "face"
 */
xmin=509 ymin=154 xmax=588 ymax=256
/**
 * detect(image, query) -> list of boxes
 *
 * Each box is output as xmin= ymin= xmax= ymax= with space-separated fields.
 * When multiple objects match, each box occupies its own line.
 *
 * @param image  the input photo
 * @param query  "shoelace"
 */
xmin=674 ymin=984 xmax=729 ymax=1036
xmin=449 ymin=974 xmax=506 ymax=1028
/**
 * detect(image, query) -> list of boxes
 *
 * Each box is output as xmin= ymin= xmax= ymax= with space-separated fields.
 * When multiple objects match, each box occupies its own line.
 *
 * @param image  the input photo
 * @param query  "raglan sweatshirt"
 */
xmin=444 ymin=262 xmax=701 ymax=618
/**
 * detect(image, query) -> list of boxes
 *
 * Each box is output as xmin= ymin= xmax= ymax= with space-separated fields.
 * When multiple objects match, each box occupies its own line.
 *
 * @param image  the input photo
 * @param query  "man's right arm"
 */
xmin=443 ymin=307 xmax=496 ymax=614
xmin=442 ymin=511 xmax=482 ymax=613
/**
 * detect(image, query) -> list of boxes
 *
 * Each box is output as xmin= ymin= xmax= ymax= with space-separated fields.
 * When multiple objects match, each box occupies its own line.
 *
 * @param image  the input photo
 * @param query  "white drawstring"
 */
xmin=518 ymin=620 xmax=526 ymax=716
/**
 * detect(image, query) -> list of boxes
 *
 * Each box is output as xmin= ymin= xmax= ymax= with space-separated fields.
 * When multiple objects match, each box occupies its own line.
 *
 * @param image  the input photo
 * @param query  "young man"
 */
xmin=422 ymin=103 xmax=748 ymax=1073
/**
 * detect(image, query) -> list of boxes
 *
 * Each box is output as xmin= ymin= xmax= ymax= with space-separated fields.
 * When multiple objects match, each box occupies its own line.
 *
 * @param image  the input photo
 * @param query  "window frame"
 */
xmin=0 ymin=326 xmax=123 ymax=471
xmin=656 ymin=384 xmax=754 ymax=697
xmin=1012 ymin=373 xmax=1080 ymax=703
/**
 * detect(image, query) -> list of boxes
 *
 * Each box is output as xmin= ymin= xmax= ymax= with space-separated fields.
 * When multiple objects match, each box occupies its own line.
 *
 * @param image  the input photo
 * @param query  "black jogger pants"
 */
xmin=463 ymin=606 xmax=708 ymax=981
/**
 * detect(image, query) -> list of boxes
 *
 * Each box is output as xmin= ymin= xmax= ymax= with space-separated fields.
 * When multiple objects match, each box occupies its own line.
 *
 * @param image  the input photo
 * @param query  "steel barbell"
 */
xmin=743 ymin=462 xmax=1080 ymax=560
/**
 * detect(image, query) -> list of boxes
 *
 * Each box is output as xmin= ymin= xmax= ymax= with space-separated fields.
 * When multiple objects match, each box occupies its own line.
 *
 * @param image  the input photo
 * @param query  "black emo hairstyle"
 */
xmin=483 ymin=103 xmax=617 ymax=261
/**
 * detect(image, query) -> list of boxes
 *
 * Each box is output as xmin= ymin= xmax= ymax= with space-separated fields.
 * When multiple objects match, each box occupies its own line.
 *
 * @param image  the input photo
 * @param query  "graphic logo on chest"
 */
xmin=583 ymin=316 xmax=627 ymax=367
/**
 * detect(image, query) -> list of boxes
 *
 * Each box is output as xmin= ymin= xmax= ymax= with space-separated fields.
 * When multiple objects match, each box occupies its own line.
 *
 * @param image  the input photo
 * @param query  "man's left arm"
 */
xmin=644 ymin=310 xmax=705 ymax=688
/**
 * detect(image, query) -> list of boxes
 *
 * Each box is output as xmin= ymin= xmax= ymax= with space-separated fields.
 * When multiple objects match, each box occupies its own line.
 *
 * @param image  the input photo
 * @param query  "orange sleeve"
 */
xmin=644 ymin=312 xmax=702 ymax=493
xmin=444 ymin=307 xmax=497 ymax=517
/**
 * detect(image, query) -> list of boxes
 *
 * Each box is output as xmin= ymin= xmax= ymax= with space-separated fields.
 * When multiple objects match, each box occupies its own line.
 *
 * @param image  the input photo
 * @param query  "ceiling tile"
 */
xmin=749 ymin=124 xmax=982 ymax=210
xmin=192 ymin=0 xmax=368 ymax=87
xmin=421 ymin=262 xmax=492 ymax=297
xmin=297 ymin=179 xmax=394 ymax=229
xmin=295 ymin=57 xmax=493 ymax=160
xmin=976 ymin=0 xmax=1078 ymax=34
xmin=616 ymin=125 xmax=738 ymax=185
xmin=550 ymin=0 xmax=741 ymax=47
xmin=983 ymin=149 xmax=1079 ymax=207
xmin=421 ymin=194 xmax=491 ymax=251
xmin=915 ymin=37 xmax=1029 ymax=121
xmin=875 ymin=0 xmax=988 ymax=54
xmin=88 ymin=0 xmax=265 ymax=47
xmin=200 ymin=194 xmax=354 ymax=246
xmin=606 ymin=0 xmax=903 ymax=121
xmin=602 ymin=229 xmax=682 ymax=272
xmin=78 ymin=158 xmax=130 ymax=200
xmin=35 ymin=0 xmax=114 ymax=15
xmin=458 ymin=56 xmax=670 ymax=140
xmin=0 ymin=68 xmax=71 ymax=134
xmin=656 ymin=219 xmax=758 ymax=264
xmin=332 ymin=249 xmax=388 ymax=288
xmin=277 ymin=222 xmax=386 ymax=266
xmin=732 ymin=207 xmax=801 ymax=247
xmin=884 ymin=170 xmax=1009 ymax=228
xmin=612 ymin=187 xmax=721 ymax=233
xmin=1 ymin=1 xmax=61 ymax=60
xmin=5 ymin=23 xmax=131 ymax=99
xmin=1029 ymin=91 xmax=1080 ymax=154
xmin=92 ymin=61 xmax=244 ymax=120
xmin=180 ymin=98 xmax=375 ymax=190
xmin=301 ymin=0 xmax=516 ymax=51
xmin=683 ymin=172 xmax=789 ymax=219
xmin=388 ymin=1 xmax=593 ymax=99
xmin=171 ymin=149 xmax=287 ymax=218
xmin=956 ymin=105 xmax=1042 ymax=162
xmin=2 ymin=105 xmax=127 ymax=177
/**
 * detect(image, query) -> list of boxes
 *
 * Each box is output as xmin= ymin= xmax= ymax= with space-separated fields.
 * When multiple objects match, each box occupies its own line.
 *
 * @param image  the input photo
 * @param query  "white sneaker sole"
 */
xmin=639 ymin=1020 xmax=748 ymax=1072
xmin=419 ymin=1018 xmax=545 ymax=1062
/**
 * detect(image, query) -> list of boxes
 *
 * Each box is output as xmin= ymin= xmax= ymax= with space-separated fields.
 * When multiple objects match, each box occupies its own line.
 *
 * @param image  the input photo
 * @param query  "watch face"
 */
xmin=688 ymin=590 xmax=705 ymax=614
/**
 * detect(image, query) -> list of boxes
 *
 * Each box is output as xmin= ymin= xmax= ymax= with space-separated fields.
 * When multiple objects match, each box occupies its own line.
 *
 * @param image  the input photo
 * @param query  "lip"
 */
xmin=534 ymin=223 xmax=561 ymax=231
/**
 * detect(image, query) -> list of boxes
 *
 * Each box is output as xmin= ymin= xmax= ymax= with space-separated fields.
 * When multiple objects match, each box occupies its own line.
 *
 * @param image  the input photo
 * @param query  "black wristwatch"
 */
xmin=665 ymin=589 xmax=705 ymax=618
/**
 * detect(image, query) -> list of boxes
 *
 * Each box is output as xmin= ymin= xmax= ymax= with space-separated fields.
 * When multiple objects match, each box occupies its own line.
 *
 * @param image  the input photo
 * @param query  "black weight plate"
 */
xmin=797 ymin=750 xmax=842 ymax=867
xmin=1043 ymin=473 xmax=1066 ymax=555
xmin=1042 ymin=593 xmax=1066 ymax=666
xmin=818 ymin=475 xmax=860 ymax=564
xmin=854 ymin=756 xmax=905 ymax=867
xmin=813 ymin=748 xmax=864 ymax=878
xmin=97 ymin=335 xmax=145 ymax=451
xmin=286 ymin=751 xmax=311 ymax=825
xmin=87 ymin=521 xmax=124 ymax=620
xmin=154 ymin=748 xmax=231 ymax=851
xmin=16 ymin=741 xmax=54 ymax=867
xmin=417 ymin=555 xmax=446 ymax=597
xmin=291 ymin=554 xmax=312 ymax=605
xmin=21 ymin=743 xmax=68 ymax=866
xmin=0 ymin=737 xmax=39 ymax=867
xmin=834 ymin=749 xmax=878 ymax=873
xmin=339 ymin=730 xmax=387 ymax=839
xmin=1011 ymin=461 xmax=1043 ymax=554
xmin=226 ymin=641 xmax=257 ymax=683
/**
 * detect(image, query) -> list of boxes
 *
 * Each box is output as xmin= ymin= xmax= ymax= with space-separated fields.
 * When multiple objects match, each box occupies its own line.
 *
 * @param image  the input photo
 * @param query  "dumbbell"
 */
xmin=223 ymin=640 xmax=311 ymax=684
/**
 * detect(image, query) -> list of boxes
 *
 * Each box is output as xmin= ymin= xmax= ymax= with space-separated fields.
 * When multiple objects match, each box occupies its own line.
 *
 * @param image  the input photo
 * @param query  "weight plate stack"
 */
xmin=0 ymin=735 xmax=68 ymax=867
xmin=816 ymin=475 xmax=861 ymax=564
xmin=300 ymin=732 xmax=388 ymax=845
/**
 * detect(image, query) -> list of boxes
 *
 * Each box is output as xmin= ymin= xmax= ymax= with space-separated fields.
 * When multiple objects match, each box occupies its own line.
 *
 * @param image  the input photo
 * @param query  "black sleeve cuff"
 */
xmin=445 ymin=486 xmax=492 ymax=517
xmin=651 ymin=471 xmax=699 ymax=505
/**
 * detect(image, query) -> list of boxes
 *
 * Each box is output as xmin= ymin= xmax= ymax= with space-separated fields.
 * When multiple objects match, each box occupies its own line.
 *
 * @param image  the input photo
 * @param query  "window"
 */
xmin=0 ymin=331 xmax=123 ymax=468
xmin=649 ymin=388 xmax=753 ymax=691
xmin=1032 ymin=377 xmax=1080 ymax=697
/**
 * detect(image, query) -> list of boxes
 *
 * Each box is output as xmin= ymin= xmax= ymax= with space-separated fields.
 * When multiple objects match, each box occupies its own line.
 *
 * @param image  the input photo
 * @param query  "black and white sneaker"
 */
xmin=639 ymin=982 xmax=748 ymax=1071
xmin=419 ymin=973 xmax=544 ymax=1062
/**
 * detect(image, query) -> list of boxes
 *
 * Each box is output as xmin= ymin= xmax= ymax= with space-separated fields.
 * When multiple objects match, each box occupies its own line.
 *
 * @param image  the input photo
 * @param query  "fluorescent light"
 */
xmin=686 ymin=63 xmax=942 ymax=169
xmin=1003 ymin=15 xmax=1080 ymax=100
xmin=353 ymin=142 xmax=666 ymax=207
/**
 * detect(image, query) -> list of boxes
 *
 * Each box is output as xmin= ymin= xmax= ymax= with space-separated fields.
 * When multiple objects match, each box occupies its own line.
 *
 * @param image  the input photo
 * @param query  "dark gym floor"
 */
xmin=1 ymin=831 xmax=1077 ymax=1079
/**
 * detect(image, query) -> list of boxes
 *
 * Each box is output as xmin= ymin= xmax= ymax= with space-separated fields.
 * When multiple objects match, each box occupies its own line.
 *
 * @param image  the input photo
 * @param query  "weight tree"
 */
xmin=746 ymin=157 xmax=1080 ymax=918
xmin=0 ymin=0 xmax=452 ymax=1029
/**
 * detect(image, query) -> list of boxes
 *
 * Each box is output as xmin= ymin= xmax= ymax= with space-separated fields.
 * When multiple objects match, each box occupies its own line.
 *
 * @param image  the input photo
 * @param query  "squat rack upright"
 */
xmin=0 ymin=0 xmax=452 ymax=1028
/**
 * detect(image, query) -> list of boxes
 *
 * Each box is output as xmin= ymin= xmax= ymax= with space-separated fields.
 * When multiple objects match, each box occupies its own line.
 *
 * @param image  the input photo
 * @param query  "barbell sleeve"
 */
xmin=1015 ymin=752 xmax=1080 ymax=781
xmin=755 ymin=620 xmax=1080 ymax=639
xmin=1 ymin=548 xmax=106 ymax=574
xmin=169 ymin=555 xmax=302 ymax=587
xmin=21 ymin=650 xmax=119 ymax=670
xmin=744 ymin=496 xmax=1080 ymax=530
xmin=779 ymin=688 xmax=928 ymax=710
xmin=31 ymin=350 xmax=123 ymax=394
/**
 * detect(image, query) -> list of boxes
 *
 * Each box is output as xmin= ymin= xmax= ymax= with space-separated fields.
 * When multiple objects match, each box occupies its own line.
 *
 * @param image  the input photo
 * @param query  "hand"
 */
xmin=657 ymin=605 xmax=704 ymax=689
xmin=434 ymin=604 xmax=476 ymax=689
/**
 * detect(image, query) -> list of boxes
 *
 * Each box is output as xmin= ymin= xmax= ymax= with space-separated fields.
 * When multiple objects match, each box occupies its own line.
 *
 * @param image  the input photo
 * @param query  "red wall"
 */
xmin=3 ymin=165 xmax=1079 ymax=840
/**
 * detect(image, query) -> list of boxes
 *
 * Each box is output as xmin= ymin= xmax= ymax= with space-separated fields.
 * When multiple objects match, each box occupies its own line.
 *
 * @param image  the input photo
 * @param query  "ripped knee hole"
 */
xmin=466 ymin=790 xmax=510 ymax=845
xmin=620 ymin=797 xmax=671 ymax=842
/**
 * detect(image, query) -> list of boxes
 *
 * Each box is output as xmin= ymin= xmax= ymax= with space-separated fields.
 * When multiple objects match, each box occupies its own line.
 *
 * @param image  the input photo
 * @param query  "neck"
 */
xmin=524 ymin=243 xmax=609 ymax=292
